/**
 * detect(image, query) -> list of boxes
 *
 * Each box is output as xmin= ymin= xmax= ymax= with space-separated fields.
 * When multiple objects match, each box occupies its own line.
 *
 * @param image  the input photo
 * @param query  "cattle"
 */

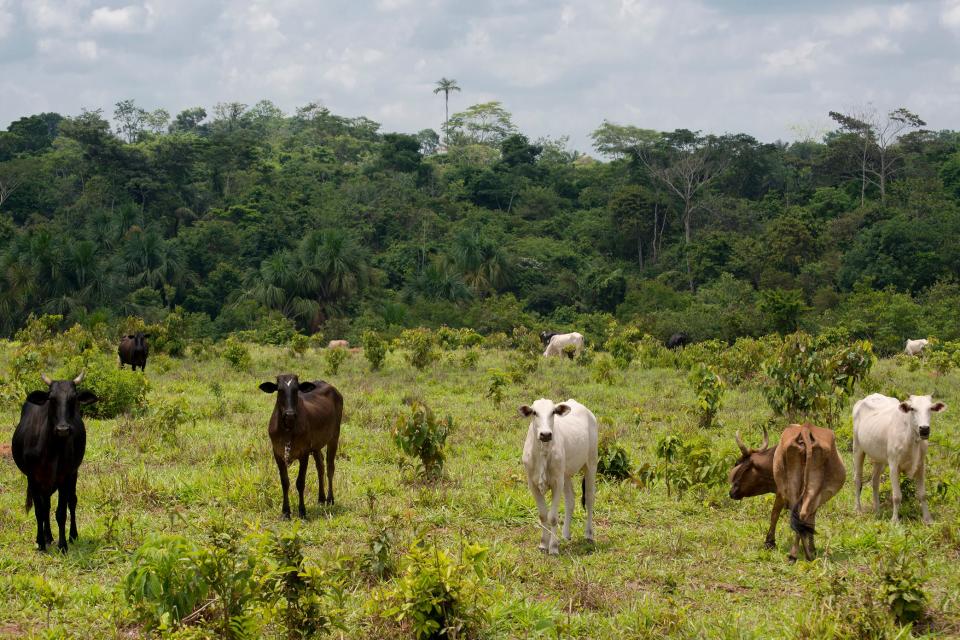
xmin=118 ymin=332 xmax=151 ymax=372
xmin=853 ymin=393 xmax=945 ymax=525
xmin=773 ymin=423 xmax=845 ymax=561
xmin=728 ymin=427 xmax=783 ymax=548
xmin=539 ymin=331 xmax=559 ymax=346
xmin=327 ymin=340 xmax=349 ymax=349
xmin=519 ymin=398 xmax=598 ymax=555
xmin=543 ymin=332 xmax=584 ymax=358
xmin=11 ymin=372 xmax=97 ymax=552
xmin=904 ymin=339 xmax=929 ymax=356
xmin=259 ymin=374 xmax=343 ymax=519
xmin=666 ymin=333 xmax=689 ymax=349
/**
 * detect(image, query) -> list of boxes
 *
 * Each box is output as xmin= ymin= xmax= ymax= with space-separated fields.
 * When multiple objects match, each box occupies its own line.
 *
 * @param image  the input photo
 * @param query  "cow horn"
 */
xmin=40 ymin=372 xmax=53 ymax=386
xmin=735 ymin=431 xmax=749 ymax=456
xmin=761 ymin=426 xmax=769 ymax=450
xmin=73 ymin=370 xmax=85 ymax=384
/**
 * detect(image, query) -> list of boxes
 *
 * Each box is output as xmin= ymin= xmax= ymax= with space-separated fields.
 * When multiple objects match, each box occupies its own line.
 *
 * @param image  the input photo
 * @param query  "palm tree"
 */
xmin=433 ymin=78 xmax=461 ymax=147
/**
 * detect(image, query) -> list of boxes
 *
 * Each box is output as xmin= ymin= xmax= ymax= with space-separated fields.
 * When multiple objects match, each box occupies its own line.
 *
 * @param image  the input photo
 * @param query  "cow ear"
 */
xmin=259 ymin=382 xmax=278 ymax=393
xmin=26 ymin=390 xmax=49 ymax=405
xmin=77 ymin=391 xmax=98 ymax=405
xmin=554 ymin=403 xmax=571 ymax=416
xmin=932 ymin=402 xmax=946 ymax=412
xmin=298 ymin=382 xmax=317 ymax=394
xmin=519 ymin=405 xmax=533 ymax=417
xmin=127 ymin=335 xmax=135 ymax=339
xmin=899 ymin=402 xmax=912 ymax=413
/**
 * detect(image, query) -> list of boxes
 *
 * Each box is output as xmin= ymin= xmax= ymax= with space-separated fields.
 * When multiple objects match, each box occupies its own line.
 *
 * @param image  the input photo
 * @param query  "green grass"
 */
xmin=1 ymin=344 xmax=959 ymax=638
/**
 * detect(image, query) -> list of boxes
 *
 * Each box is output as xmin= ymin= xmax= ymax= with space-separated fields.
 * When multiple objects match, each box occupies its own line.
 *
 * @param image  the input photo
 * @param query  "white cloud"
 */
xmin=24 ymin=0 xmax=87 ymax=32
xmin=943 ymin=0 xmax=960 ymax=31
xmin=245 ymin=6 xmax=279 ymax=32
xmin=0 ymin=0 xmax=13 ymax=39
xmin=37 ymin=37 xmax=99 ymax=62
xmin=89 ymin=4 xmax=155 ymax=33
xmin=762 ymin=41 xmax=824 ymax=75
xmin=867 ymin=35 xmax=902 ymax=53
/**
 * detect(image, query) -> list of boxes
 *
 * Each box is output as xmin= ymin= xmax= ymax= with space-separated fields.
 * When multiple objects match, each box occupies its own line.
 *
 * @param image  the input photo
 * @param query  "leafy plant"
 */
xmin=223 ymin=337 xmax=252 ymax=372
xmin=597 ymin=432 xmax=632 ymax=481
xmin=288 ymin=333 xmax=310 ymax=357
xmin=688 ymin=364 xmax=724 ymax=428
xmin=878 ymin=548 xmax=928 ymax=625
xmin=393 ymin=400 xmax=453 ymax=479
xmin=651 ymin=434 xmax=727 ymax=499
xmin=398 ymin=328 xmax=439 ymax=371
xmin=593 ymin=353 xmax=617 ymax=385
xmin=459 ymin=348 xmax=480 ymax=370
xmin=361 ymin=330 xmax=388 ymax=371
xmin=324 ymin=345 xmax=348 ymax=375
xmin=486 ymin=369 xmax=508 ymax=407
xmin=124 ymin=534 xmax=209 ymax=630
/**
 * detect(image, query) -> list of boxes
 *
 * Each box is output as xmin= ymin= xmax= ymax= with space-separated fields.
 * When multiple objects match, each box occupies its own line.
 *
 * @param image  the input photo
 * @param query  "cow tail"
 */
xmin=25 ymin=488 xmax=33 ymax=513
xmin=789 ymin=426 xmax=816 ymax=537
xmin=581 ymin=477 xmax=586 ymax=509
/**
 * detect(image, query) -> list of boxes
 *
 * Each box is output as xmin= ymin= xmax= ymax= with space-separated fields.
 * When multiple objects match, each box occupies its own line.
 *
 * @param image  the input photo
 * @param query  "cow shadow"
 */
xmin=564 ymin=538 xmax=608 ymax=556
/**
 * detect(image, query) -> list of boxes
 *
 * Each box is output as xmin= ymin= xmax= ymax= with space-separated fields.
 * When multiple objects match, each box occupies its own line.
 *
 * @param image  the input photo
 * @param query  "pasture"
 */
xmin=1 ymin=339 xmax=959 ymax=638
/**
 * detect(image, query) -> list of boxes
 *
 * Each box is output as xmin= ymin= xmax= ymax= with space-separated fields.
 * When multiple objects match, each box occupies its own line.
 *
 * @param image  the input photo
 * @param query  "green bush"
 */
xmin=223 ymin=337 xmax=252 ymax=372
xmin=397 ymin=328 xmax=439 ymax=371
xmin=604 ymin=330 xmax=639 ymax=370
xmin=288 ymin=333 xmax=310 ymax=358
xmin=593 ymin=353 xmax=617 ymax=385
xmin=649 ymin=434 xmax=727 ymax=499
xmin=459 ymin=349 xmax=480 ymax=370
xmin=688 ymin=364 xmax=724 ymax=429
xmin=878 ymin=548 xmax=928 ymax=626
xmin=361 ymin=331 xmax=388 ymax=371
xmin=486 ymin=369 xmax=509 ymax=407
xmin=68 ymin=355 xmax=148 ymax=419
xmin=597 ymin=432 xmax=632 ymax=481
xmin=392 ymin=400 xmax=452 ymax=479
xmin=324 ymin=346 xmax=348 ymax=376
xmin=510 ymin=326 xmax=543 ymax=357
xmin=124 ymin=535 xmax=209 ymax=630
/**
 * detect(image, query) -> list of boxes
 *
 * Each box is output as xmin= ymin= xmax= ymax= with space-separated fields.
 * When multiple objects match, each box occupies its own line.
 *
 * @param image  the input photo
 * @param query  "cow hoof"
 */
xmin=58 ymin=544 xmax=68 ymax=554
xmin=282 ymin=512 xmax=291 ymax=520
xmin=326 ymin=497 xmax=335 ymax=506
xmin=764 ymin=540 xmax=776 ymax=550
xmin=787 ymin=555 xmax=797 ymax=564
xmin=70 ymin=532 xmax=78 ymax=541
xmin=548 ymin=548 xmax=559 ymax=556
xmin=298 ymin=509 xmax=307 ymax=519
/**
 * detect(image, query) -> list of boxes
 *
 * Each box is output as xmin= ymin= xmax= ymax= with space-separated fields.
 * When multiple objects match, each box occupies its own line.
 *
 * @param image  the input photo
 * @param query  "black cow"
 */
xmin=12 ymin=372 xmax=97 ymax=552
xmin=666 ymin=333 xmax=689 ymax=349
xmin=539 ymin=331 xmax=559 ymax=346
xmin=119 ymin=332 xmax=150 ymax=372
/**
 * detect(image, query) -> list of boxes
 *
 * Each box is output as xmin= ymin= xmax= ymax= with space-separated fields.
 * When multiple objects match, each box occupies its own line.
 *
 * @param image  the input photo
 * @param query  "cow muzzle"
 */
xmin=919 ymin=426 xmax=930 ymax=439
xmin=538 ymin=432 xmax=553 ymax=443
xmin=55 ymin=424 xmax=71 ymax=437
xmin=729 ymin=489 xmax=742 ymax=500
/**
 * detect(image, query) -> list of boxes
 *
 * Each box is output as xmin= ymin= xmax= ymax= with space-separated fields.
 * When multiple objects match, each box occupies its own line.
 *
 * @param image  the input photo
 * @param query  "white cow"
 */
xmin=904 ymin=339 xmax=929 ymax=356
xmin=520 ymin=398 xmax=598 ymax=555
xmin=327 ymin=340 xmax=349 ymax=349
xmin=853 ymin=393 xmax=946 ymax=524
xmin=543 ymin=332 xmax=584 ymax=358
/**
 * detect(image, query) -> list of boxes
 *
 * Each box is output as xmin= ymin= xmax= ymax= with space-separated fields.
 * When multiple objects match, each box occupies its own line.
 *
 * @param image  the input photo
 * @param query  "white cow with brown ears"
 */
xmin=853 ymin=393 xmax=946 ymax=524
xmin=520 ymin=398 xmax=598 ymax=555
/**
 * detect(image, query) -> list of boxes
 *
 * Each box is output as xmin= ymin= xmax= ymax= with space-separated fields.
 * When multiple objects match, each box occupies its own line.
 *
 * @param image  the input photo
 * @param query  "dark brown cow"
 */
xmin=118 ymin=332 xmax=150 ymax=372
xmin=773 ymin=423 xmax=846 ymax=562
xmin=728 ymin=427 xmax=784 ymax=549
xmin=259 ymin=374 xmax=343 ymax=519
xmin=12 ymin=372 xmax=97 ymax=552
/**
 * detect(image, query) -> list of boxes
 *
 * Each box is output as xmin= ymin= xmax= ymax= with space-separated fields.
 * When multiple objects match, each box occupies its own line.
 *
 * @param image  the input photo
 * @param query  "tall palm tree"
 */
xmin=433 ymin=78 xmax=461 ymax=147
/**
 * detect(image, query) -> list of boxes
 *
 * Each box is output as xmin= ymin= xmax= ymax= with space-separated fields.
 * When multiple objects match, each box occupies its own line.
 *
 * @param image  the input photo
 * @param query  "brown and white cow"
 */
xmin=773 ymin=423 xmax=846 ymax=562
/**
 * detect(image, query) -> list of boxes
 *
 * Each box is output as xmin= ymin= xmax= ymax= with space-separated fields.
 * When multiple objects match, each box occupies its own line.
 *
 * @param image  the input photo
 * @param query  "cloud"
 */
xmin=37 ymin=37 xmax=99 ymax=62
xmin=762 ymin=41 xmax=824 ymax=75
xmin=943 ymin=0 xmax=960 ymax=31
xmin=89 ymin=4 xmax=155 ymax=33
xmin=0 ymin=0 xmax=13 ymax=39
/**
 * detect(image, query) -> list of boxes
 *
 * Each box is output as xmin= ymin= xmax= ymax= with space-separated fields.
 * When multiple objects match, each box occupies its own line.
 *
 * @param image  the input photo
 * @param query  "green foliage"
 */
xmin=222 ymin=337 xmax=252 ymax=372
xmin=369 ymin=537 xmax=491 ymax=640
xmin=592 ymin=353 xmax=617 ymax=385
xmin=362 ymin=525 xmax=397 ymax=581
xmin=648 ymin=435 xmax=727 ymax=499
xmin=67 ymin=354 xmax=149 ymax=419
xmin=486 ymin=369 xmax=509 ymax=407
xmin=604 ymin=326 xmax=640 ymax=369
xmin=398 ymin=328 xmax=439 ymax=371
xmin=144 ymin=397 xmax=192 ymax=445
xmin=459 ymin=348 xmax=480 ymax=370
xmin=597 ymin=432 xmax=632 ymax=481
xmin=436 ymin=326 xmax=483 ymax=350
xmin=324 ymin=345 xmax=348 ymax=376
xmin=878 ymin=548 xmax=928 ymax=626
xmin=288 ymin=333 xmax=309 ymax=357
xmin=124 ymin=535 xmax=209 ymax=630
xmin=361 ymin=330 xmax=388 ymax=371
xmin=393 ymin=400 xmax=452 ymax=479
xmin=688 ymin=364 xmax=724 ymax=428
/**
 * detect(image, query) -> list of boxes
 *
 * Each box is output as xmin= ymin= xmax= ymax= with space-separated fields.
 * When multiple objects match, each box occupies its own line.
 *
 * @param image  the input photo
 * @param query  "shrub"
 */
xmin=597 ymin=432 xmax=632 ymax=481
xmin=324 ymin=346 xmax=348 ymax=376
xmin=688 ymin=364 xmax=724 ymax=429
xmin=878 ymin=548 xmax=928 ymax=626
xmin=361 ymin=331 xmax=388 ymax=371
xmin=604 ymin=325 xmax=641 ymax=369
xmin=288 ymin=333 xmax=310 ymax=358
xmin=592 ymin=353 xmax=616 ymax=385
xmin=510 ymin=326 xmax=543 ymax=357
xmin=369 ymin=537 xmax=491 ymax=640
xmin=397 ymin=328 xmax=439 ymax=371
xmin=223 ymin=337 xmax=252 ymax=372
xmin=256 ymin=315 xmax=298 ymax=346
xmin=392 ymin=400 xmax=452 ymax=479
xmin=362 ymin=525 xmax=397 ymax=581
xmin=675 ymin=339 xmax=726 ymax=371
xmin=124 ymin=535 xmax=209 ymax=630
xmin=145 ymin=398 xmax=192 ymax=445
xmin=71 ymin=355 xmax=149 ymax=419
xmin=459 ymin=349 xmax=480 ymax=370
xmin=925 ymin=350 xmax=953 ymax=377
xmin=506 ymin=354 xmax=537 ymax=384
xmin=650 ymin=434 xmax=727 ymax=499
xmin=482 ymin=332 xmax=510 ymax=350
xmin=486 ymin=369 xmax=509 ymax=407
xmin=717 ymin=335 xmax=780 ymax=385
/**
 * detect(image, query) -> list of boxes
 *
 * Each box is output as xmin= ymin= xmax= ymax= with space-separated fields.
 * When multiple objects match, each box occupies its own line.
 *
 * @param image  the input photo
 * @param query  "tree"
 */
xmin=170 ymin=107 xmax=208 ymax=133
xmin=446 ymin=102 xmax=516 ymax=147
xmin=433 ymin=77 xmax=461 ymax=147
xmin=590 ymin=120 xmax=660 ymax=158
xmin=0 ymin=159 xmax=30 ymax=209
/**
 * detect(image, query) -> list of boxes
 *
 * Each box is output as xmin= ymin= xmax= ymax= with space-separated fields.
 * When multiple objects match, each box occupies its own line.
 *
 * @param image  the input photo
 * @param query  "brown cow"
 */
xmin=773 ymin=423 xmax=846 ymax=562
xmin=258 ymin=374 xmax=343 ymax=519
xmin=728 ymin=427 xmax=784 ymax=549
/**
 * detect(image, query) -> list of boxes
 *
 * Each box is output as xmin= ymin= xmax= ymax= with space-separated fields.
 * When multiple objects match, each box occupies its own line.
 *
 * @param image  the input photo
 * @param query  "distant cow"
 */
xmin=728 ymin=427 xmax=782 ymax=548
xmin=259 ymin=374 xmax=343 ymax=518
xmin=666 ymin=333 xmax=689 ymax=349
xmin=119 ymin=332 xmax=150 ymax=371
xmin=327 ymin=340 xmax=349 ymax=349
xmin=520 ymin=398 xmax=598 ymax=555
xmin=543 ymin=332 xmax=584 ymax=358
xmin=904 ymin=339 xmax=929 ymax=356
xmin=773 ymin=423 xmax=845 ymax=561
xmin=12 ymin=372 xmax=97 ymax=552
xmin=853 ymin=393 xmax=945 ymax=524
xmin=539 ymin=331 xmax=559 ymax=346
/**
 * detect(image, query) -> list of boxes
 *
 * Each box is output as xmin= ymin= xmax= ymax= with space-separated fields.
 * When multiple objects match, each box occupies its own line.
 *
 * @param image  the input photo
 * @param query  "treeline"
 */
xmin=1 ymin=99 xmax=959 ymax=353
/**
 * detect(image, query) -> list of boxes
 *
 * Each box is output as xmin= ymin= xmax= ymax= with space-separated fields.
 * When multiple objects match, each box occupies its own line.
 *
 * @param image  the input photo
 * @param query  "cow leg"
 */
xmin=765 ymin=495 xmax=784 ymax=549
xmin=55 ymin=487 xmax=69 ymax=552
xmin=562 ymin=478 xmax=574 ymax=541
xmin=325 ymin=440 xmax=338 ymax=505
xmin=888 ymin=460 xmax=901 ymax=524
xmin=853 ymin=445 xmax=865 ymax=513
xmin=295 ymin=456 xmax=309 ymax=519
xmin=788 ymin=530 xmax=800 ymax=563
xmin=916 ymin=458 xmax=932 ymax=525
xmin=274 ymin=454 xmax=291 ymax=519
xmin=547 ymin=482 xmax=562 ymax=555
xmin=30 ymin=485 xmax=48 ymax=551
xmin=801 ymin=513 xmax=817 ymax=561
xmin=313 ymin=451 xmax=326 ymax=504
xmin=584 ymin=469 xmax=596 ymax=543
xmin=528 ymin=484 xmax=550 ymax=552
xmin=66 ymin=473 xmax=79 ymax=541
xmin=870 ymin=463 xmax=882 ymax=514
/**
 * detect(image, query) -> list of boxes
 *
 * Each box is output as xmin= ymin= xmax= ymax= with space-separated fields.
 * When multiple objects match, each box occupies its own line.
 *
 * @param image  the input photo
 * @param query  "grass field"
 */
xmin=1 ymin=342 xmax=959 ymax=638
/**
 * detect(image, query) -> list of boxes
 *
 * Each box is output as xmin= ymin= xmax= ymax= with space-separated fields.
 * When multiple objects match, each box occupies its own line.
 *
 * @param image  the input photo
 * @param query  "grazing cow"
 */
xmin=118 ymin=332 xmax=151 ymax=372
xmin=853 ymin=393 xmax=945 ymax=524
xmin=543 ymin=332 xmax=584 ymax=358
xmin=728 ymin=427 xmax=783 ymax=548
xmin=11 ymin=372 xmax=97 ymax=552
xmin=539 ymin=331 xmax=559 ymax=346
xmin=519 ymin=398 xmax=598 ymax=555
xmin=327 ymin=340 xmax=349 ymax=349
xmin=666 ymin=333 xmax=689 ymax=349
xmin=773 ymin=423 xmax=845 ymax=561
xmin=259 ymin=374 xmax=343 ymax=519
xmin=904 ymin=339 xmax=929 ymax=356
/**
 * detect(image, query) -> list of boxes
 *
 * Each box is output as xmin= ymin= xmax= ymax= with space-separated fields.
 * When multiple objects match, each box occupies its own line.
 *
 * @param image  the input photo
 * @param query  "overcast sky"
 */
xmin=1 ymin=0 xmax=959 ymax=153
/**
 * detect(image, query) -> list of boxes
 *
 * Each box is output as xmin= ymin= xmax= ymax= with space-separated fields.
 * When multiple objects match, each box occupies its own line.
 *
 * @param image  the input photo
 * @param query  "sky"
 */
xmin=1 ymin=0 xmax=959 ymax=153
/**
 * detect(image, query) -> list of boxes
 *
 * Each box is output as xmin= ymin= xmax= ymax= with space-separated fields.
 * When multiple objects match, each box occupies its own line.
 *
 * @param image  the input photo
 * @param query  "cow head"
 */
xmin=260 ymin=374 xmax=317 ymax=430
xmin=898 ymin=395 xmax=946 ymax=440
xmin=539 ymin=331 xmax=555 ymax=346
xmin=26 ymin=371 xmax=97 ymax=438
xmin=728 ymin=428 xmax=775 ymax=500
xmin=519 ymin=398 xmax=571 ymax=444
xmin=127 ymin=332 xmax=150 ymax=351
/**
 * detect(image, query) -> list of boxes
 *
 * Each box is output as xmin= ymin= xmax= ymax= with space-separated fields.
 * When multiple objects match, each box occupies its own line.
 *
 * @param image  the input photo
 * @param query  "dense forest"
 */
xmin=1 ymin=98 xmax=959 ymax=354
